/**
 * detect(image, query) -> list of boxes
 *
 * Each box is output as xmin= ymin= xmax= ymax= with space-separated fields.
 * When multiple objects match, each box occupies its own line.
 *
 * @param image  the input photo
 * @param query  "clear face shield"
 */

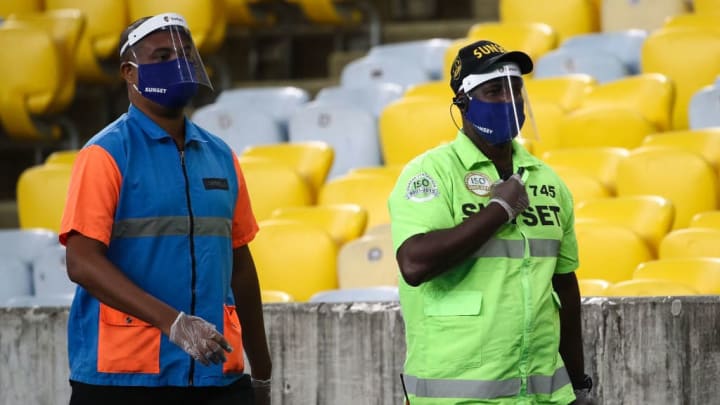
xmin=461 ymin=62 xmax=538 ymax=147
xmin=120 ymin=13 xmax=212 ymax=109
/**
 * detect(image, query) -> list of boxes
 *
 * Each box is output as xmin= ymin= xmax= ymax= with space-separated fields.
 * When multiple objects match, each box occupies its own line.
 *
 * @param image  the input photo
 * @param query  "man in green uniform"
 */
xmin=388 ymin=40 xmax=595 ymax=404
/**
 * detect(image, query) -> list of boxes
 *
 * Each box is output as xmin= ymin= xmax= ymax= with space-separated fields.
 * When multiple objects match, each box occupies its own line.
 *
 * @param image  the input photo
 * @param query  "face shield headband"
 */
xmin=461 ymin=63 xmax=526 ymax=146
xmin=121 ymin=13 xmax=213 ymax=109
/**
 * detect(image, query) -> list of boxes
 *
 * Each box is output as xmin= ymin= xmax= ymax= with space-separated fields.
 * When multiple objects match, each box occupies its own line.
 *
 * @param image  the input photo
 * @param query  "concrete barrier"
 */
xmin=1 ymin=297 xmax=719 ymax=404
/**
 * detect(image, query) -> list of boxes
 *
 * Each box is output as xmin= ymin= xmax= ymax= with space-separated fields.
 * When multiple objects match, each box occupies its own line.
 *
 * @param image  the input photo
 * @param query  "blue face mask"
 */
xmin=132 ymin=58 xmax=198 ymax=109
xmin=465 ymin=98 xmax=525 ymax=145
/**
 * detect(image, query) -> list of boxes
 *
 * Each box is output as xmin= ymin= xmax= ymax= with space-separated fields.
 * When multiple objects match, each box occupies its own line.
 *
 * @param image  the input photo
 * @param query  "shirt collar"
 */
xmin=128 ymin=104 xmax=207 ymax=145
xmin=451 ymin=130 xmax=542 ymax=171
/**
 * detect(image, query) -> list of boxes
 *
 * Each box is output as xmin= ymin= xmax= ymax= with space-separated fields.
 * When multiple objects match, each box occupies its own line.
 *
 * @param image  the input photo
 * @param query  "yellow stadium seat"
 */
xmin=226 ymin=0 xmax=276 ymax=26
xmin=45 ymin=0 xmax=129 ymax=84
xmin=45 ymin=150 xmax=79 ymax=165
xmin=128 ymin=0 xmax=227 ymax=55
xmin=577 ymin=278 xmax=611 ymax=297
xmin=0 ymin=0 xmax=42 ymax=18
xmin=605 ymin=278 xmax=700 ymax=297
xmin=290 ymin=0 xmax=363 ymax=25
xmin=270 ymin=204 xmax=367 ymax=246
xmin=616 ymin=146 xmax=718 ymax=229
xmin=261 ymin=289 xmax=294 ymax=303
xmin=601 ymin=0 xmax=691 ymax=32
xmin=379 ymin=97 xmax=457 ymax=166
xmin=558 ymin=106 xmax=656 ymax=149
xmin=690 ymin=211 xmax=720 ymax=229
xmin=4 ymin=9 xmax=86 ymax=114
xmin=575 ymin=196 xmax=675 ymax=255
xmin=658 ymin=228 xmax=720 ymax=259
xmin=694 ymin=0 xmax=720 ymax=14
xmin=499 ymin=0 xmax=599 ymax=42
xmin=250 ymin=220 xmax=337 ymax=301
xmin=16 ymin=164 xmax=73 ymax=233
xmin=337 ymin=232 xmax=398 ymax=289
xmin=552 ymin=167 xmax=611 ymax=205
xmin=525 ymin=74 xmax=596 ymax=112
xmin=580 ymin=73 xmax=675 ymax=131
xmin=663 ymin=13 xmax=720 ymax=32
xmin=348 ymin=164 xmax=405 ymax=181
xmin=521 ymin=102 xmax=565 ymax=156
xmin=641 ymin=129 xmax=720 ymax=187
xmin=404 ymin=81 xmax=452 ymax=99
xmin=364 ymin=222 xmax=391 ymax=237
xmin=633 ymin=258 xmax=720 ymax=294
xmin=241 ymin=141 xmax=334 ymax=199
xmin=0 ymin=25 xmax=64 ymax=140
xmin=239 ymin=159 xmax=313 ymax=221
xmin=466 ymin=21 xmax=558 ymax=62
xmin=641 ymin=28 xmax=720 ymax=129
xmin=542 ymin=147 xmax=629 ymax=194
xmin=574 ymin=221 xmax=653 ymax=282
xmin=318 ymin=174 xmax=395 ymax=229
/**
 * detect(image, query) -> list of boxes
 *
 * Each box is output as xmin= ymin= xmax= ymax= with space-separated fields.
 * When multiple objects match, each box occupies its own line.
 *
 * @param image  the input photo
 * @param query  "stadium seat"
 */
xmin=499 ymin=0 xmax=599 ymax=42
xmin=379 ymin=97 xmax=457 ymax=166
xmin=313 ymin=83 xmax=404 ymax=117
xmin=250 ymin=220 xmax=338 ymax=301
xmin=560 ymin=30 xmax=648 ymax=74
xmin=641 ymin=129 xmax=720 ymax=189
xmin=32 ymin=244 xmax=76 ymax=296
xmin=692 ymin=0 xmax=720 ymax=15
xmin=347 ymin=164 xmax=404 ymax=181
xmin=367 ymin=38 xmax=452 ymax=81
xmin=337 ymin=232 xmax=398 ymax=289
xmin=662 ymin=13 xmax=720 ymax=32
xmin=524 ymin=74 xmax=596 ymax=112
xmin=601 ymin=0 xmax=690 ymax=32
xmin=290 ymin=0 xmax=363 ymax=25
xmin=45 ymin=0 xmax=128 ymax=84
xmin=241 ymin=141 xmax=334 ymax=198
xmin=127 ymin=0 xmax=227 ymax=55
xmin=404 ymin=81 xmax=453 ymax=99
xmin=0 ymin=258 xmax=33 ymax=303
xmin=3 ymin=9 xmax=85 ymax=114
xmin=557 ymin=106 xmax=656 ymax=149
xmin=225 ymin=0 xmax=276 ymax=26
xmin=605 ymin=279 xmax=700 ymax=297
xmin=632 ymin=258 xmax=720 ymax=294
xmin=0 ymin=228 xmax=60 ymax=268
xmin=580 ymin=73 xmax=674 ymax=131
xmin=261 ymin=289 xmax=294 ymax=303
xmin=288 ymin=103 xmax=380 ymax=179
xmin=466 ymin=21 xmax=558 ymax=63
xmin=658 ymin=228 xmax=720 ymax=259
xmin=364 ymin=222 xmax=391 ymax=237
xmin=0 ymin=0 xmax=42 ymax=18
xmin=690 ymin=211 xmax=720 ymax=229
xmin=542 ymin=147 xmax=629 ymax=194
xmin=340 ymin=55 xmax=430 ymax=90
xmin=574 ymin=221 xmax=653 ymax=283
xmin=616 ymin=146 xmax=718 ymax=229
xmin=45 ymin=150 xmax=79 ymax=165
xmin=534 ymin=47 xmax=629 ymax=83
xmin=641 ymin=28 xmax=720 ymax=129
xmin=191 ymin=103 xmax=284 ymax=154
xmin=575 ymin=196 xmax=674 ymax=256
xmin=318 ymin=173 xmax=395 ymax=229
xmin=216 ymin=86 xmax=310 ymax=137
xmin=577 ymin=279 xmax=611 ymax=297
xmin=521 ymin=101 xmax=566 ymax=156
xmin=2 ymin=293 xmax=74 ymax=307
xmin=0 ymin=25 xmax=64 ymax=140
xmin=239 ymin=159 xmax=313 ymax=221
xmin=16 ymin=164 xmax=73 ymax=232
xmin=270 ymin=204 xmax=367 ymax=246
xmin=688 ymin=77 xmax=720 ymax=130
xmin=308 ymin=286 xmax=399 ymax=303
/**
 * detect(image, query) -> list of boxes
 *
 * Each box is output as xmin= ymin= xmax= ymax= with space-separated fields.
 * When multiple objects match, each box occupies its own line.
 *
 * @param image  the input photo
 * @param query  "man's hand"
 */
xmin=169 ymin=312 xmax=232 ymax=366
xmin=252 ymin=378 xmax=271 ymax=405
xmin=489 ymin=173 xmax=529 ymax=222
xmin=571 ymin=388 xmax=597 ymax=405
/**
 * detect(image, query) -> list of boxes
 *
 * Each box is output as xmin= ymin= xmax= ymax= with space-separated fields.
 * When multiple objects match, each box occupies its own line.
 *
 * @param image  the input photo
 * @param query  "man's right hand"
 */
xmin=489 ymin=173 xmax=529 ymax=222
xmin=169 ymin=311 xmax=233 ymax=366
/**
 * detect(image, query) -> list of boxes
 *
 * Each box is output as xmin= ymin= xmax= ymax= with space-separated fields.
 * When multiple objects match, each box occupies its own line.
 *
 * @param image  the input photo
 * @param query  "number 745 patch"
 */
xmin=529 ymin=184 xmax=556 ymax=198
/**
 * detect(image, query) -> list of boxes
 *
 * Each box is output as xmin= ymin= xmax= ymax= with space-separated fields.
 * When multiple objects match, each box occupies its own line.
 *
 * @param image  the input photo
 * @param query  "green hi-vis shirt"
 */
xmin=388 ymin=132 xmax=579 ymax=405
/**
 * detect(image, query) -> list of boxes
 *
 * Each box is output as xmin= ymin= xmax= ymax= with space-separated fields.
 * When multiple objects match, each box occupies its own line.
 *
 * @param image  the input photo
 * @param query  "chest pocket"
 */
xmin=423 ymin=291 xmax=482 ymax=316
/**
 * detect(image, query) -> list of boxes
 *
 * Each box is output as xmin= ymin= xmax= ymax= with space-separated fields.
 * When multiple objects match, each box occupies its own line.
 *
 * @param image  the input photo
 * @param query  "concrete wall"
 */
xmin=1 ymin=297 xmax=719 ymax=404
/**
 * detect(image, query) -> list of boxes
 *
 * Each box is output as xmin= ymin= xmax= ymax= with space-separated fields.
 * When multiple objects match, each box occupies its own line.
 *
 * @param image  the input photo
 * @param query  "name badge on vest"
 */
xmin=203 ymin=178 xmax=229 ymax=190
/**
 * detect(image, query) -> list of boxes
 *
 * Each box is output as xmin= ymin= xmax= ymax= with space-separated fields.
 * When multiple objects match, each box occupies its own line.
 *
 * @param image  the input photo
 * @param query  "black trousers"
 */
xmin=69 ymin=375 xmax=254 ymax=405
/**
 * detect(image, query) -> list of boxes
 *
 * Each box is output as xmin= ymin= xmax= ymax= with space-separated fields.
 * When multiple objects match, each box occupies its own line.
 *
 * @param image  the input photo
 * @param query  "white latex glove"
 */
xmin=489 ymin=173 xmax=529 ymax=222
xmin=169 ymin=311 xmax=232 ymax=366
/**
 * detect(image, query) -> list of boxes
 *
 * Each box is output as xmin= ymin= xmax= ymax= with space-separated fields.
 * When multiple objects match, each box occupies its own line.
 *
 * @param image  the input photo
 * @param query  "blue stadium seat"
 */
xmin=313 ymin=83 xmax=404 ymax=117
xmin=191 ymin=103 xmax=284 ymax=154
xmin=561 ymin=29 xmax=648 ymax=74
xmin=689 ymin=76 xmax=720 ymax=129
xmin=340 ymin=55 xmax=430 ymax=90
xmin=216 ymin=86 xmax=310 ymax=136
xmin=534 ymin=47 xmax=629 ymax=83
xmin=366 ymin=38 xmax=452 ymax=80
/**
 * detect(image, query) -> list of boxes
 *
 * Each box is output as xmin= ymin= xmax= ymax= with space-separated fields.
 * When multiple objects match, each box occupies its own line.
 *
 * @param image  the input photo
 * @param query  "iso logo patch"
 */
xmin=405 ymin=173 xmax=439 ymax=202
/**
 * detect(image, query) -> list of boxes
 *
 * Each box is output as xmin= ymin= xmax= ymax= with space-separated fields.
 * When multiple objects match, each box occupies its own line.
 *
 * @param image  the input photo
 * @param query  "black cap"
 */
xmin=449 ymin=40 xmax=533 ymax=94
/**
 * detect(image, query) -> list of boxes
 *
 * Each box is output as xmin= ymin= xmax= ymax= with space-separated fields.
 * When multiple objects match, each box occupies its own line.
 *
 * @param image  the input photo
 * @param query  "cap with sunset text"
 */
xmin=449 ymin=40 xmax=533 ymax=94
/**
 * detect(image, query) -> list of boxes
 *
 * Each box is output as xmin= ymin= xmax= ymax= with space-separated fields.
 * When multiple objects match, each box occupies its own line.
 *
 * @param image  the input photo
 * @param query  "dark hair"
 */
xmin=118 ymin=16 xmax=152 ymax=62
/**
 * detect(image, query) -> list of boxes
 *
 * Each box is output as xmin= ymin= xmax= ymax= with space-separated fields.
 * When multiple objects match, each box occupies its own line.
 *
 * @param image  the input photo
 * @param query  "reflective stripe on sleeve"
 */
xmin=526 ymin=366 xmax=572 ymax=395
xmin=111 ymin=216 xmax=231 ymax=239
xmin=472 ymin=238 xmax=560 ymax=258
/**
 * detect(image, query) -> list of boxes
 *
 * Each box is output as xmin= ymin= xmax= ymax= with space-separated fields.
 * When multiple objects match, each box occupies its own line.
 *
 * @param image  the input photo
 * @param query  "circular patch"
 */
xmin=464 ymin=172 xmax=492 ymax=196
xmin=405 ymin=173 xmax=439 ymax=202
